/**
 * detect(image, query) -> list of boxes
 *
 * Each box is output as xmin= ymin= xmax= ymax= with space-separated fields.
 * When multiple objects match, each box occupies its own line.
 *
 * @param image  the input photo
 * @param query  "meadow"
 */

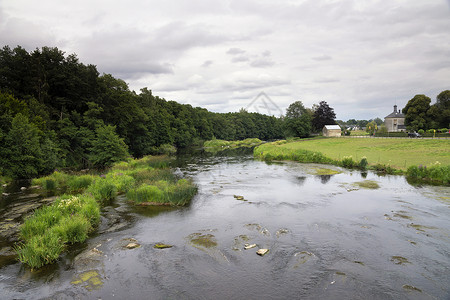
xmin=254 ymin=137 xmax=450 ymax=184
xmin=256 ymin=138 xmax=449 ymax=170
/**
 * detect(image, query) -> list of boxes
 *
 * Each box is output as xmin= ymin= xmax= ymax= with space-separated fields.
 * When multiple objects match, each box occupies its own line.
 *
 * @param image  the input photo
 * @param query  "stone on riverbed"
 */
xmin=233 ymin=195 xmax=246 ymax=201
xmin=154 ymin=243 xmax=173 ymax=249
xmin=126 ymin=242 xmax=140 ymax=249
xmin=256 ymin=249 xmax=269 ymax=256
xmin=244 ymin=243 xmax=257 ymax=250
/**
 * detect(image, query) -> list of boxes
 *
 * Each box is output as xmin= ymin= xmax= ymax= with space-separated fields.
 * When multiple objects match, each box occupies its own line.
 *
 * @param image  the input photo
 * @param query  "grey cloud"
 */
xmin=312 ymin=55 xmax=332 ymax=61
xmin=231 ymin=55 xmax=250 ymax=63
xmin=201 ymin=60 xmax=213 ymax=67
xmin=227 ymin=47 xmax=246 ymax=55
xmin=250 ymin=58 xmax=274 ymax=68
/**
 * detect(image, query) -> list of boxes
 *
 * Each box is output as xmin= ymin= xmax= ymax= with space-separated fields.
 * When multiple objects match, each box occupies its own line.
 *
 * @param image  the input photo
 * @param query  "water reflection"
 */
xmin=0 ymin=153 xmax=449 ymax=300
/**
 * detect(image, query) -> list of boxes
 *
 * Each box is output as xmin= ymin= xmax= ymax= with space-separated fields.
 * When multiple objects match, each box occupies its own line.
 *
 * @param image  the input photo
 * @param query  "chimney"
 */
xmin=394 ymin=105 xmax=398 ymax=113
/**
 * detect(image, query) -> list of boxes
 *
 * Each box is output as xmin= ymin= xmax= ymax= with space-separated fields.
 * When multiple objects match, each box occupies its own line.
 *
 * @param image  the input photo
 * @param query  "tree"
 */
xmin=366 ymin=121 xmax=377 ymax=135
xmin=435 ymin=90 xmax=450 ymax=128
xmin=312 ymin=101 xmax=336 ymax=132
xmin=0 ymin=113 xmax=42 ymax=178
xmin=403 ymin=94 xmax=431 ymax=131
xmin=89 ymin=125 xmax=129 ymax=168
xmin=284 ymin=101 xmax=312 ymax=138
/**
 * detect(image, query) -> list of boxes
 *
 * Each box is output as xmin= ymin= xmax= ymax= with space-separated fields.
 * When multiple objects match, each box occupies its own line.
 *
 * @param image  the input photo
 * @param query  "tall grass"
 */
xmin=16 ymin=155 xmax=197 ymax=269
xmin=204 ymin=138 xmax=263 ymax=152
xmin=15 ymin=194 xmax=100 ymax=269
xmin=406 ymin=163 xmax=450 ymax=185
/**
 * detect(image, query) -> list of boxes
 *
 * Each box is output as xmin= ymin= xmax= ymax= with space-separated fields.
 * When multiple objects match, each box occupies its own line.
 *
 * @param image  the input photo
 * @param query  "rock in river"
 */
xmin=256 ymin=249 xmax=269 ymax=256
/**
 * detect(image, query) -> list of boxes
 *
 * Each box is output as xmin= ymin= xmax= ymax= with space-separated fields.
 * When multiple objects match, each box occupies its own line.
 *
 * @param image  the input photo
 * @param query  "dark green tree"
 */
xmin=312 ymin=101 xmax=336 ymax=132
xmin=403 ymin=94 xmax=431 ymax=131
xmin=0 ymin=114 xmax=42 ymax=178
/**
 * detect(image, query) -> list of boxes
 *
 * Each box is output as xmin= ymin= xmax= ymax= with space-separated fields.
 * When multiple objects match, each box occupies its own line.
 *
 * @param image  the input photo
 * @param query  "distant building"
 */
xmin=323 ymin=125 xmax=341 ymax=137
xmin=384 ymin=105 xmax=406 ymax=132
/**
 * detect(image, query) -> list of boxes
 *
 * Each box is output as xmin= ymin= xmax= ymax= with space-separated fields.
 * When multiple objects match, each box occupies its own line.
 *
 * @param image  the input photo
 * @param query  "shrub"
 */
xmin=418 ymin=129 xmax=425 ymax=135
xmin=359 ymin=157 xmax=368 ymax=171
xmin=341 ymin=156 xmax=355 ymax=168
xmin=158 ymin=144 xmax=177 ymax=156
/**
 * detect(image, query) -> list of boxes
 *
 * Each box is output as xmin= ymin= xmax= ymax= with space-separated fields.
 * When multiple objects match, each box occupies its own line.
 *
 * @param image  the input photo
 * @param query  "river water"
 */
xmin=0 ymin=151 xmax=449 ymax=299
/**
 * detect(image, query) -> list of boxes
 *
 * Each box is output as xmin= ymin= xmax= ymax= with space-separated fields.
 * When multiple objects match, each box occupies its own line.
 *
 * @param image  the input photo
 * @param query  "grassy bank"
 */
xmin=254 ymin=138 xmax=450 ymax=184
xmin=17 ymin=155 xmax=197 ymax=269
xmin=204 ymin=138 xmax=263 ymax=153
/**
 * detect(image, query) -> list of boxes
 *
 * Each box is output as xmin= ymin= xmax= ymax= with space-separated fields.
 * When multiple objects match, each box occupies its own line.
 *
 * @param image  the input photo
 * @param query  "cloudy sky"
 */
xmin=1 ymin=0 xmax=449 ymax=120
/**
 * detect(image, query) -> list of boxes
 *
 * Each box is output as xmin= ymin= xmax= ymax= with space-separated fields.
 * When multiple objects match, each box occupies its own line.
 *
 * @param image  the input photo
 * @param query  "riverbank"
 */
xmin=203 ymin=138 xmax=263 ymax=153
xmin=254 ymin=138 xmax=450 ymax=185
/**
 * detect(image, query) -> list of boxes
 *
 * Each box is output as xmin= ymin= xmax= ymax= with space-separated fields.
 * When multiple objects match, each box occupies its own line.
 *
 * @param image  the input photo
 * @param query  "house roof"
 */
xmin=385 ymin=111 xmax=405 ymax=118
xmin=323 ymin=125 xmax=341 ymax=130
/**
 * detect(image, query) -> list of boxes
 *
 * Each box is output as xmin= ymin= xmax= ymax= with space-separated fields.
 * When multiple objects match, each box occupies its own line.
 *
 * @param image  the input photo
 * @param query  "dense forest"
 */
xmin=0 ymin=46 xmax=289 ymax=179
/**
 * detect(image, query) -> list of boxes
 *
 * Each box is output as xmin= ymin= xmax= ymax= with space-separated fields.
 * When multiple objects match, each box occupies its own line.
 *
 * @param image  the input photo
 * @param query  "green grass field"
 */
xmin=256 ymin=138 xmax=450 ymax=170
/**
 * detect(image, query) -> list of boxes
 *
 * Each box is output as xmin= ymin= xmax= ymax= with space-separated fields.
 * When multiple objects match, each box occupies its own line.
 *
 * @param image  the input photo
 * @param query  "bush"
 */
xmin=341 ymin=156 xmax=355 ymax=168
xmin=359 ymin=157 xmax=368 ymax=170
xmin=418 ymin=129 xmax=425 ymax=135
xmin=406 ymin=163 xmax=450 ymax=185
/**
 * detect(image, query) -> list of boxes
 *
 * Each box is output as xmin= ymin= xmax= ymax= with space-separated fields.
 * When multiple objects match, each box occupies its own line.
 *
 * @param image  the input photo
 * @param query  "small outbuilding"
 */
xmin=323 ymin=125 xmax=341 ymax=137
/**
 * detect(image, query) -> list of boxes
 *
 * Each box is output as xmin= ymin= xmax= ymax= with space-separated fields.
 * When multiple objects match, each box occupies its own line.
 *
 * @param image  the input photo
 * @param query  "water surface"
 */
xmin=0 ymin=153 xmax=449 ymax=299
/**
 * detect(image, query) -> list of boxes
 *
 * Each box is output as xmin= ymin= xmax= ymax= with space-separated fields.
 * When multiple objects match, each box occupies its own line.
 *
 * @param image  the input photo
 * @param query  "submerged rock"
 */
xmin=154 ymin=243 xmax=173 ymax=249
xmin=187 ymin=233 xmax=217 ymax=249
xmin=244 ymin=243 xmax=257 ymax=250
xmin=233 ymin=195 xmax=246 ymax=201
xmin=276 ymin=228 xmax=289 ymax=238
xmin=256 ymin=249 xmax=269 ymax=256
xmin=391 ymin=256 xmax=410 ymax=265
xmin=71 ymin=270 xmax=104 ymax=291
xmin=402 ymin=284 xmax=422 ymax=293
xmin=126 ymin=242 xmax=140 ymax=249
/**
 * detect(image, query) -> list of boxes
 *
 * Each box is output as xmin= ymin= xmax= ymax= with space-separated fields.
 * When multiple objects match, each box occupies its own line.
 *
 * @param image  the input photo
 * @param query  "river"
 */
xmin=0 ymin=150 xmax=449 ymax=299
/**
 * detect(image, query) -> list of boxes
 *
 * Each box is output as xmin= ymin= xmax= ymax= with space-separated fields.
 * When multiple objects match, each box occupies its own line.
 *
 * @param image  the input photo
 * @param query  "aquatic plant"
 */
xmin=16 ymin=194 xmax=100 ymax=269
xmin=15 ymin=231 xmax=64 ymax=269
xmin=86 ymin=177 xmax=118 ymax=203
xmin=32 ymin=171 xmax=70 ymax=191
xmin=66 ymin=175 xmax=94 ymax=193
xmin=406 ymin=163 xmax=450 ymax=185
xmin=341 ymin=156 xmax=355 ymax=168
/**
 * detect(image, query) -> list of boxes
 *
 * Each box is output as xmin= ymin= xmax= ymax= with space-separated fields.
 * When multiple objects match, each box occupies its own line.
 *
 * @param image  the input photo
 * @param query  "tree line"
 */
xmin=0 ymin=46 xmax=339 ymax=179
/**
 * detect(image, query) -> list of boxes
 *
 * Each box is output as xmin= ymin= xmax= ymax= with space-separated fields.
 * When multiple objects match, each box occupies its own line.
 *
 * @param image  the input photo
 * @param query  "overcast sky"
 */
xmin=1 ymin=0 xmax=449 ymax=120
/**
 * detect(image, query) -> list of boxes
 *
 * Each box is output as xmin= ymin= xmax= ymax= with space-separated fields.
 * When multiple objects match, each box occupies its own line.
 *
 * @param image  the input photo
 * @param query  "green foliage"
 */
xmin=404 ymin=94 xmax=431 ymax=131
xmin=16 ymin=193 xmax=100 ymax=269
xmin=284 ymin=101 xmax=312 ymax=138
xmin=86 ymin=177 xmax=118 ymax=203
xmin=15 ymin=231 xmax=64 ymax=269
xmin=341 ymin=156 xmax=356 ymax=168
xmin=406 ymin=163 xmax=450 ymax=185
xmin=67 ymin=175 xmax=94 ymax=193
xmin=89 ymin=125 xmax=129 ymax=168
xmin=359 ymin=157 xmax=369 ymax=171
xmin=32 ymin=171 xmax=70 ymax=192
